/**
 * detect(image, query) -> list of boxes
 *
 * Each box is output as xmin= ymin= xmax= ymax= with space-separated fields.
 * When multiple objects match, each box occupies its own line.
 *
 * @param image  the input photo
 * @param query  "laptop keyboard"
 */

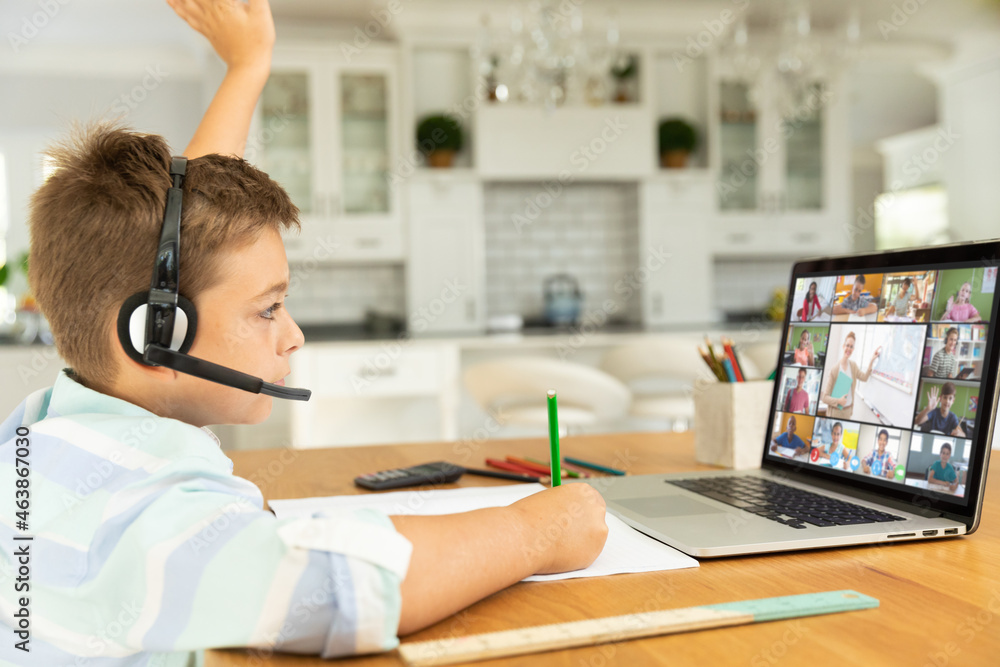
xmin=669 ymin=476 xmax=907 ymax=530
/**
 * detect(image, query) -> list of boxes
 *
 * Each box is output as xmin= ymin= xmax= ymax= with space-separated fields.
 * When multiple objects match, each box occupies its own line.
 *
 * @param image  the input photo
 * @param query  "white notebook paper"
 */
xmin=269 ymin=484 xmax=699 ymax=581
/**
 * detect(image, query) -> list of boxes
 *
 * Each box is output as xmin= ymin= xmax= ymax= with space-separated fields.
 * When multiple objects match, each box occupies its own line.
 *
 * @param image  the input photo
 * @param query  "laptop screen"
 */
xmin=764 ymin=243 xmax=999 ymax=518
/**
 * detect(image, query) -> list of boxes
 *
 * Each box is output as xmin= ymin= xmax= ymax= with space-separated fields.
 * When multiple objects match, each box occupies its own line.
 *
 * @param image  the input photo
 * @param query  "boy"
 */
xmin=861 ymin=429 xmax=896 ymax=479
xmin=833 ymin=275 xmax=878 ymax=317
xmin=769 ymin=415 xmax=809 ymax=458
xmin=915 ymin=382 xmax=966 ymax=437
xmin=0 ymin=1 xmax=608 ymax=665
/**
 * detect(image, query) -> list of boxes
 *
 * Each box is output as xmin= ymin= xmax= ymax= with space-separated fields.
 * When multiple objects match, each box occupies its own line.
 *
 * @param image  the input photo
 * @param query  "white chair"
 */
xmin=462 ymin=357 xmax=631 ymax=433
xmin=599 ymin=340 xmax=708 ymax=431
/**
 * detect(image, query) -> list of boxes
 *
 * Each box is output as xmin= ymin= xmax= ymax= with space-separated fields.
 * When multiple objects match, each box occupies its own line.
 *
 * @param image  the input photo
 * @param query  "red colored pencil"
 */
xmin=723 ymin=338 xmax=745 ymax=382
xmin=486 ymin=458 xmax=539 ymax=476
xmin=505 ymin=456 xmax=554 ymax=476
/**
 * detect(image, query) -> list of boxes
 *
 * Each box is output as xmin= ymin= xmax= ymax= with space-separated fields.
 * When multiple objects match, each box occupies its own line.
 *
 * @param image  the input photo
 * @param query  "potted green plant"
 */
xmin=416 ymin=114 xmax=464 ymax=168
xmin=610 ymin=54 xmax=638 ymax=103
xmin=658 ymin=118 xmax=698 ymax=168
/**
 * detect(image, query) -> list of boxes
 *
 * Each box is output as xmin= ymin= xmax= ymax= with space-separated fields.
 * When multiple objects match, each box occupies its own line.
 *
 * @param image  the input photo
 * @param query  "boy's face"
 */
xmin=939 ymin=392 xmax=955 ymax=413
xmin=176 ymin=228 xmax=304 ymax=426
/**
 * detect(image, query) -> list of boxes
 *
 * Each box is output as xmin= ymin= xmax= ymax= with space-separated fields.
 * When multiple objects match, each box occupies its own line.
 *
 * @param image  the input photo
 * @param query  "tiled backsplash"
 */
xmin=483 ymin=182 xmax=642 ymax=322
xmin=713 ymin=258 xmax=795 ymax=316
xmin=286 ymin=263 xmax=405 ymax=324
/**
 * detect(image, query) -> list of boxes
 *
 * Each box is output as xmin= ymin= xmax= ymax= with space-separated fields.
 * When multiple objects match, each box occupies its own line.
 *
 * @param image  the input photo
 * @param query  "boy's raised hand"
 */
xmin=168 ymin=0 xmax=275 ymax=73
xmin=171 ymin=0 xmax=275 ymax=158
xmin=926 ymin=386 xmax=940 ymax=412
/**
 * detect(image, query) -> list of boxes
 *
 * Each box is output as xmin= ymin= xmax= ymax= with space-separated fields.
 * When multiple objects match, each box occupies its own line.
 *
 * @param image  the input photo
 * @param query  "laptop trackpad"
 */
xmin=617 ymin=496 xmax=727 ymax=518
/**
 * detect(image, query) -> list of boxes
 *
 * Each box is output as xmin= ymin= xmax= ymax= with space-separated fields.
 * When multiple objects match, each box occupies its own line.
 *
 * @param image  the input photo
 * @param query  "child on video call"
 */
xmin=915 ymin=382 xmax=966 ymax=437
xmin=799 ymin=281 xmax=828 ymax=321
xmin=793 ymin=329 xmax=815 ymax=366
xmin=861 ymin=429 xmax=896 ymax=479
xmin=942 ymin=281 xmax=982 ymax=323
xmin=886 ymin=277 xmax=916 ymax=319
xmin=0 ymin=1 xmax=608 ymax=664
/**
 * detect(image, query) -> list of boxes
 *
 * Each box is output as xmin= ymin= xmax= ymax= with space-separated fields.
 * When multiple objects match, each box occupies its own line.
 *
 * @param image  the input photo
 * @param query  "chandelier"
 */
xmin=473 ymin=1 xmax=628 ymax=108
xmin=720 ymin=2 xmax=861 ymax=119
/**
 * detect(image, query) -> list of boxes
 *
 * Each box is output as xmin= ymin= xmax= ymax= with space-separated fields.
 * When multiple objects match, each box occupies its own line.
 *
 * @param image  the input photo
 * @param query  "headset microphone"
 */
xmin=117 ymin=156 xmax=311 ymax=402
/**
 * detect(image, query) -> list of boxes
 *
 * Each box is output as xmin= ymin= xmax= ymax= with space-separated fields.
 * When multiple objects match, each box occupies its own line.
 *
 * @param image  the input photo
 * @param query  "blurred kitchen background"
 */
xmin=2 ymin=0 xmax=999 ymax=449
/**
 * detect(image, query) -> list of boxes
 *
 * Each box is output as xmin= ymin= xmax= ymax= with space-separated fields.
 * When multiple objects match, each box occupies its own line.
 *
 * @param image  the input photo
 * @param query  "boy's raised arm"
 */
xmin=168 ymin=0 xmax=275 ymax=159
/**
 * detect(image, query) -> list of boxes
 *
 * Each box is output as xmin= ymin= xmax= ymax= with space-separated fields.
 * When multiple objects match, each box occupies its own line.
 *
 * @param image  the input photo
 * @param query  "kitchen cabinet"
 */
xmin=289 ymin=341 xmax=460 ymax=447
xmin=708 ymin=65 xmax=851 ymax=258
xmin=252 ymin=44 xmax=403 ymax=263
xmin=475 ymin=106 xmax=655 ymax=180
xmin=406 ymin=173 xmax=485 ymax=333
xmin=640 ymin=174 xmax=714 ymax=325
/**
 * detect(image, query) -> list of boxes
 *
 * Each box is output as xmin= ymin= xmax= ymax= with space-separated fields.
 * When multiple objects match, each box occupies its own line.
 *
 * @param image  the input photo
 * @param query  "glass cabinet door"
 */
xmin=259 ymin=72 xmax=313 ymax=214
xmin=339 ymin=73 xmax=390 ymax=215
xmin=784 ymin=83 xmax=824 ymax=210
xmin=718 ymin=81 xmax=757 ymax=211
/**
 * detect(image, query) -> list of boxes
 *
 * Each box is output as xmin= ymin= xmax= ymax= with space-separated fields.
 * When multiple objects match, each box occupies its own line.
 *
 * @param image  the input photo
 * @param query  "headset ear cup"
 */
xmin=117 ymin=291 xmax=199 ymax=364
xmin=118 ymin=292 xmax=150 ymax=365
xmin=175 ymin=295 xmax=197 ymax=354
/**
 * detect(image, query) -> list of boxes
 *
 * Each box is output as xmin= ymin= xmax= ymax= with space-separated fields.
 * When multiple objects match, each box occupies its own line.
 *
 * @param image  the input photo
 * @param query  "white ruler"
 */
xmin=398 ymin=590 xmax=878 ymax=667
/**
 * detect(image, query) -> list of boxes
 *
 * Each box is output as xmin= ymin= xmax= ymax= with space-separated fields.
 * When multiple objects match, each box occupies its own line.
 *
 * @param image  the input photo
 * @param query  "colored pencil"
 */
xmin=564 ymin=456 xmax=626 ymax=476
xmin=486 ymin=458 xmax=540 ymax=476
xmin=462 ymin=467 xmax=543 ymax=484
xmin=547 ymin=390 xmax=561 ymax=487
xmin=727 ymin=338 xmax=748 ymax=381
xmin=506 ymin=456 xmax=563 ymax=477
xmin=721 ymin=357 xmax=738 ymax=383
xmin=722 ymin=338 xmax=744 ymax=382
xmin=524 ymin=456 xmax=586 ymax=478
xmin=698 ymin=345 xmax=727 ymax=382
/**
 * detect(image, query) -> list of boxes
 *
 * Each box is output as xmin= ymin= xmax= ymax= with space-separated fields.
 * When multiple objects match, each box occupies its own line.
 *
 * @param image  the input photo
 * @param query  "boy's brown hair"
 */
xmin=941 ymin=382 xmax=957 ymax=397
xmin=28 ymin=123 xmax=299 ymax=392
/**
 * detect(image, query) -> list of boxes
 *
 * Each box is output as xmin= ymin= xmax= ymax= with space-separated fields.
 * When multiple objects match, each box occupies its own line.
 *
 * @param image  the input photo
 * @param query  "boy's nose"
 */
xmin=283 ymin=315 xmax=305 ymax=354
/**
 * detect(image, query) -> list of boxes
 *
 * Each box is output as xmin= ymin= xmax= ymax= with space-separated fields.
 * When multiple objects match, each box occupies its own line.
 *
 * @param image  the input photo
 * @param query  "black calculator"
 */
xmin=354 ymin=461 xmax=464 ymax=491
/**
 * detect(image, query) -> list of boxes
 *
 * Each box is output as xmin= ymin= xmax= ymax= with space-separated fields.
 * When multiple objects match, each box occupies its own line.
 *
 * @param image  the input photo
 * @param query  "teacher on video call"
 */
xmin=821 ymin=331 xmax=881 ymax=419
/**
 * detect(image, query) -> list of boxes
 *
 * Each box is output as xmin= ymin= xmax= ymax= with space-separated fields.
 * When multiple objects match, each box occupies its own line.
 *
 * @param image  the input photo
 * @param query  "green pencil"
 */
xmin=547 ymin=390 xmax=561 ymax=487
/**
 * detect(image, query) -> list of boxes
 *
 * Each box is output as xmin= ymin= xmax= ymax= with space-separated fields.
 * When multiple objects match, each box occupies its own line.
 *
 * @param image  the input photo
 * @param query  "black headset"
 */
xmin=116 ymin=156 xmax=311 ymax=401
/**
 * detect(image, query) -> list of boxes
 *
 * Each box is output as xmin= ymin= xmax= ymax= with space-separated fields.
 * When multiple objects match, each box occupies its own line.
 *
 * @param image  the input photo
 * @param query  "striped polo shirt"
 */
xmin=0 ymin=371 xmax=410 ymax=666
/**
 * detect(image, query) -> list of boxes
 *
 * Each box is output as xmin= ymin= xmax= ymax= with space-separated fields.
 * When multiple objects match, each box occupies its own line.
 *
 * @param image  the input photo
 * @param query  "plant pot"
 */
xmin=427 ymin=150 xmax=455 ymax=168
xmin=660 ymin=150 xmax=690 ymax=169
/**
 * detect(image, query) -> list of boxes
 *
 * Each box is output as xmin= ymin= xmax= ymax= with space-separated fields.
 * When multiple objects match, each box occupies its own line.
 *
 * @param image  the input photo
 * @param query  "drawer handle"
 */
xmin=793 ymin=232 xmax=818 ymax=244
xmin=355 ymin=238 xmax=381 ymax=248
xmin=728 ymin=233 xmax=751 ymax=244
xmin=358 ymin=365 xmax=397 ymax=377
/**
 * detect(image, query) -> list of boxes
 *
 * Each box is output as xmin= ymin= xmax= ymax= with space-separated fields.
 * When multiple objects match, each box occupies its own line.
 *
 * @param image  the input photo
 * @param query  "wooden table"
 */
xmin=206 ymin=433 xmax=1000 ymax=667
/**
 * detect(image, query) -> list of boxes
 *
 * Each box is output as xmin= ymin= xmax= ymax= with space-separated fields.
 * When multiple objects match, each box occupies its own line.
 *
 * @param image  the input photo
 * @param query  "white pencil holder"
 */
xmin=694 ymin=380 xmax=775 ymax=470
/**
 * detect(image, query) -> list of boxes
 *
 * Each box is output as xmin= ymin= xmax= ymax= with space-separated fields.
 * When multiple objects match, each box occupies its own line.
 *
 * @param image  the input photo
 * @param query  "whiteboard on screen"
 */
xmin=870 ymin=325 xmax=926 ymax=392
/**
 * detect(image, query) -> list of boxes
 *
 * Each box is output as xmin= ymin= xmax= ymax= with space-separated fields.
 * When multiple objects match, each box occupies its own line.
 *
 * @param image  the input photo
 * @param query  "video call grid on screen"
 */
xmin=767 ymin=262 xmax=999 ymax=508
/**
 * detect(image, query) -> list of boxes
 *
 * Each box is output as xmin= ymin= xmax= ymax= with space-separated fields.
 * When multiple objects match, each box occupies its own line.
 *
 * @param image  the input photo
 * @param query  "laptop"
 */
xmin=586 ymin=239 xmax=998 ymax=557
